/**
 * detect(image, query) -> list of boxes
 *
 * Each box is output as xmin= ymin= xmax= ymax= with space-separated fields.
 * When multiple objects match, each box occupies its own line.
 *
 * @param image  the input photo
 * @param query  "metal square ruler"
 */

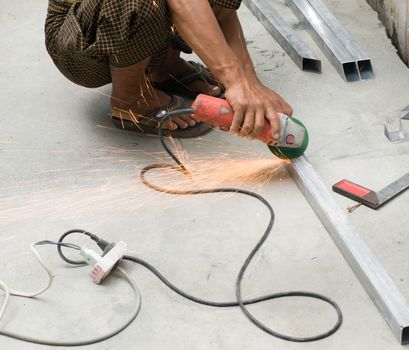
xmin=333 ymin=173 xmax=409 ymax=209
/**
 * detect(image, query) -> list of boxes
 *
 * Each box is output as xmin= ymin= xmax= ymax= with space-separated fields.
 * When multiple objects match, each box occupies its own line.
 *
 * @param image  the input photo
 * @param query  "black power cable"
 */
xmin=57 ymin=229 xmax=111 ymax=265
xmin=58 ymin=109 xmax=343 ymax=343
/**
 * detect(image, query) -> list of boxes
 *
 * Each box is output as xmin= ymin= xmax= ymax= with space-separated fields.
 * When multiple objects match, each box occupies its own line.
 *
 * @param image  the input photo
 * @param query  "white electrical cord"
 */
xmin=0 ymin=243 xmax=54 ymax=322
xmin=0 ymin=280 xmax=10 ymax=322
xmin=0 ymin=243 xmax=142 ymax=346
xmin=10 ymin=243 xmax=54 ymax=297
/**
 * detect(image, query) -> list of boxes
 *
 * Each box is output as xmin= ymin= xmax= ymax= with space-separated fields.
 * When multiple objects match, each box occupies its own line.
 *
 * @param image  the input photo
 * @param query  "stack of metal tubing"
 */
xmin=244 ymin=0 xmax=374 ymax=81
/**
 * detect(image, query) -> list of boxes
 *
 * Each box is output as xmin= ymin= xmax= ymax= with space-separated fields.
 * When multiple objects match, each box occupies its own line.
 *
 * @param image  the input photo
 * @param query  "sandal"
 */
xmin=110 ymin=95 xmax=212 ymax=138
xmin=152 ymin=61 xmax=224 ymax=100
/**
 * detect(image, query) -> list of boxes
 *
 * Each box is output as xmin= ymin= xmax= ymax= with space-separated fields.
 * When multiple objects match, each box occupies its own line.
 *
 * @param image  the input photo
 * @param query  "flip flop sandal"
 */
xmin=110 ymin=95 xmax=213 ymax=138
xmin=152 ymin=61 xmax=224 ymax=100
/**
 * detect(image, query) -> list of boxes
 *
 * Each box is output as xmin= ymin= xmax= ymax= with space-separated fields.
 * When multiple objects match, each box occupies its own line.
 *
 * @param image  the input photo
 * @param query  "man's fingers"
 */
xmin=240 ymin=109 xmax=255 ymax=137
xmin=282 ymin=103 xmax=293 ymax=116
xmin=265 ymin=109 xmax=281 ymax=141
xmin=253 ymin=109 xmax=265 ymax=137
xmin=230 ymin=108 xmax=245 ymax=134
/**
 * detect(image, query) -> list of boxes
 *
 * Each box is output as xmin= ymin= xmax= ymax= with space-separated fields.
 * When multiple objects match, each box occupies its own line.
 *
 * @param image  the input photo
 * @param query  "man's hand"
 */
xmin=225 ymin=74 xmax=293 ymax=140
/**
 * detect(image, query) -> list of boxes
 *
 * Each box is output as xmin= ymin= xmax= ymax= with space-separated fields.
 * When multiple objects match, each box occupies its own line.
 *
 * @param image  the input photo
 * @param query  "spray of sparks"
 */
xmin=0 ymin=136 xmax=288 ymax=228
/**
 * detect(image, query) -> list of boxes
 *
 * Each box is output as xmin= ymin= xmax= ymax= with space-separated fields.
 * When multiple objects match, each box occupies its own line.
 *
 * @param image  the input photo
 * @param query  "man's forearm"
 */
xmin=166 ymin=0 xmax=244 ymax=87
xmin=215 ymin=8 xmax=258 ymax=79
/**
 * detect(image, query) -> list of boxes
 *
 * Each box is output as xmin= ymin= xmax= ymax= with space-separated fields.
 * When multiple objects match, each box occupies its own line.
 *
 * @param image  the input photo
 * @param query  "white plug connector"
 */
xmin=80 ymin=247 xmax=103 ymax=265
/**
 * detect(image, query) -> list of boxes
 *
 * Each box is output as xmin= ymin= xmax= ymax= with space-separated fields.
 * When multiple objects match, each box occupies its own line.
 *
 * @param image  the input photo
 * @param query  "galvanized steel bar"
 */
xmin=285 ymin=0 xmax=360 ymax=82
xmin=384 ymin=105 xmax=409 ymax=143
xmin=305 ymin=0 xmax=374 ymax=79
xmin=377 ymin=173 xmax=409 ymax=205
xmin=243 ymin=0 xmax=321 ymax=72
xmin=287 ymin=156 xmax=409 ymax=345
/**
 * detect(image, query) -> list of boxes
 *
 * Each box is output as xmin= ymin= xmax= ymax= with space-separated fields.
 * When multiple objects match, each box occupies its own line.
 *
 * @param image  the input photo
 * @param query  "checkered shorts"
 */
xmin=45 ymin=0 xmax=242 ymax=88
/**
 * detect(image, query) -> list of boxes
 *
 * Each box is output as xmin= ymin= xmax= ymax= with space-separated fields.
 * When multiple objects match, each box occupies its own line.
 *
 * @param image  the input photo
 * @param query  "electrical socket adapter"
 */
xmin=90 ymin=241 xmax=127 ymax=284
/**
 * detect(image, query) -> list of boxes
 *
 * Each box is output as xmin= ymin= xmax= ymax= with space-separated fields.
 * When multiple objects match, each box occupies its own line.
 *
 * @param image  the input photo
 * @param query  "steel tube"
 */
xmin=384 ymin=105 xmax=409 ymax=143
xmin=287 ymin=156 xmax=409 ymax=345
xmin=244 ymin=0 xmax=321 ymax=72
xmin=305 ymin=0 xmax=374 ymax=79
xmin=286 ymin=0 xmax=359 ymax=82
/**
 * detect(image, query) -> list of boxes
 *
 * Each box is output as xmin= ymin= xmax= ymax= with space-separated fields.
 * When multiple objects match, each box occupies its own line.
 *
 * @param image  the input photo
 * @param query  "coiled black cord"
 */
xmin=58 ymin=109 xmax=343 ymax=342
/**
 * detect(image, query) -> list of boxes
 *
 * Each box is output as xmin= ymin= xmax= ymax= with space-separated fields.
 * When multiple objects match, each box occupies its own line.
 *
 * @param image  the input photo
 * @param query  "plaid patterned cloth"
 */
xmin=45 ymin=0 xmax=242 ymax=88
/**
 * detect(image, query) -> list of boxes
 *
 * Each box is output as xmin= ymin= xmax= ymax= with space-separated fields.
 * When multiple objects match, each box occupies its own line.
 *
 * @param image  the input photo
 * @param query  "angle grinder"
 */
xmin=191 ymin=94 xmax=309 ymax=159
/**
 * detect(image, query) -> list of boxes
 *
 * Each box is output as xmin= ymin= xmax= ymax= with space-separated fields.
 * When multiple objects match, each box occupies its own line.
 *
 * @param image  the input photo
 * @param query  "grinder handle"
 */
xmin=191 ymin=94 xmax=274 ymax=144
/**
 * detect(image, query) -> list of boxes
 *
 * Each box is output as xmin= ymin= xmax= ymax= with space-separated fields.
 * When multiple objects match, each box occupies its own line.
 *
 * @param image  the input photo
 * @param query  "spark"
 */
xmin=0 ymin=236 xmax=16 ymax=243
xmin=95 ymin=124 xmax=118 ymax=130
xmin=129 ymin=109 xmax=144 ymax=123
xmin=119 ymin=110 xmax=125 ymax=129
xmin=0 ymin=148 xmax=287 ymax=225
xmin=138 ymin=83 xmax=149 ymax=106
xmin=144 ymin=72 xmax=156 ymax=97
xmin=109 ymin=146 xmax=143 ymax=154
xmin=127 ymin=109 xmax=141 ymax=130
xmin=144 ymin=71 xmax=162 ymax=113
xmin=168 ymin=73 xmax=201 ymax=95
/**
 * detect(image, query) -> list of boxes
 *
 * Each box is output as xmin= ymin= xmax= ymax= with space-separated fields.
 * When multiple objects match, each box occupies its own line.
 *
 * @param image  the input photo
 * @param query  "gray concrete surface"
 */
xmin=1 ymin=0 xmax=409 ymax=349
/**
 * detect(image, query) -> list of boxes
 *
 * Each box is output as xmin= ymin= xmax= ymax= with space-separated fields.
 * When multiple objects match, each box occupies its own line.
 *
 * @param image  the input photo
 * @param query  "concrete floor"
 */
xmin=1 ymin=0 xmax=409 ymax=349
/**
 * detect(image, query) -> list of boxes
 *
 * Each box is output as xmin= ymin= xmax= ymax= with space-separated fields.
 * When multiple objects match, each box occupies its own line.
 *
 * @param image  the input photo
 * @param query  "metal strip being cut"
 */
xmin=287 ymin=156 xmax=409 ymax=345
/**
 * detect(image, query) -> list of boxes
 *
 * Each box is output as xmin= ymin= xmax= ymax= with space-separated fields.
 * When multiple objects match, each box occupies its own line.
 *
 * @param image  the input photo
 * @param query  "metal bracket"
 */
xmin=384 ymin=105 xmax=409 ymax=142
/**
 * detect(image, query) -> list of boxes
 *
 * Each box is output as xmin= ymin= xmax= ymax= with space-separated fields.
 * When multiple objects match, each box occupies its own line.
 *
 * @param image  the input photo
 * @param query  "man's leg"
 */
xmin=150 ymin=47 xmax=221 ymax=97
xmin=111 ymin=57 xmax=187 ymax=130
xmin=111 ymin=47 xmax=225 ymax=130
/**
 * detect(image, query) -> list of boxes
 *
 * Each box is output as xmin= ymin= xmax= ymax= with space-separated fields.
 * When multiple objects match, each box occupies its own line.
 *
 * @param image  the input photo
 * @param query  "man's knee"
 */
xmin=209 ymin=0 xmax=242 ymax=8
xmin=211 ymin=5 xmax=236 ymax=23
xmin=210 ymin=0 xmax=241 ymax=17
xmin=209 ymin=0 xmax=241 ymax=23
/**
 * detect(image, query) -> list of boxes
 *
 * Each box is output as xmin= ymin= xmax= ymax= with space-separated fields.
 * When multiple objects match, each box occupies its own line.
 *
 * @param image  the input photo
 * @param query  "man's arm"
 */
xmin=167 ymin=0 xmax=292 ymax=139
